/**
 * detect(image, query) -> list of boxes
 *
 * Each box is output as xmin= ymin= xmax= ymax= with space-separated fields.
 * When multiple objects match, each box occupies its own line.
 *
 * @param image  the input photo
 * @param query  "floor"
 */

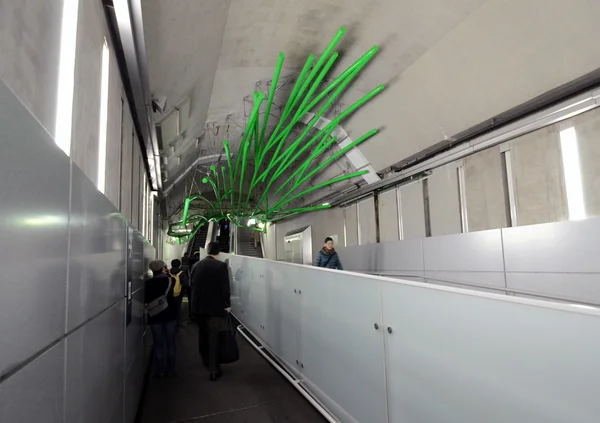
xmin=139 ymin=309 xmax=327 ymax=423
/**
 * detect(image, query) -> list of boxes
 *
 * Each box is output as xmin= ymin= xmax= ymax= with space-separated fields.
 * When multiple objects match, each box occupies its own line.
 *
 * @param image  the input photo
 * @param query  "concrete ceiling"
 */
xmin=142 ymin=0 xmax=490 ymax=205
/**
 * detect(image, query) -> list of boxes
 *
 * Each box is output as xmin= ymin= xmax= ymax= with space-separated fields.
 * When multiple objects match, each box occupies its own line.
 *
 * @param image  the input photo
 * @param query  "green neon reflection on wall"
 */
xmin=168 ymin=27 xmax=384 ymax=242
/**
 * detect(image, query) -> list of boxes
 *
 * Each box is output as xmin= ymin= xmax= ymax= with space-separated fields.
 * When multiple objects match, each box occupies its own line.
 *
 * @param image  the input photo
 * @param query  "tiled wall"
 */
xmin=0 ymin=79 xmax=152 ymax=422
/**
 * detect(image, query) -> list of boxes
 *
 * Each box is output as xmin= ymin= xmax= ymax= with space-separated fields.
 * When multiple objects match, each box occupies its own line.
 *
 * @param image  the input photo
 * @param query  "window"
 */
xmin=559 ymin=126 xmax=585 ymax=220
xmin=97 ymin=38 xmax=110 ymax=193
xmin=55 ymin=0 xmax=80 ymax=155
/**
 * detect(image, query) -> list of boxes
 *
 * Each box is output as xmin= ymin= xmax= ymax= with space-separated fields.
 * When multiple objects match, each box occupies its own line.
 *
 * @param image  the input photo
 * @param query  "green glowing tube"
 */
xmin=275 ymin=83 xmax=384 ymax=181
xmin=220 ymin=166 xmax=228 ymax=199
xmin=269 ymin=204 xmax=331 ymax=216
xmin=202 ymin=177 xmax=224 ymax=215
xmin=263 ymin=54 xmax=314 ymax=155
xmin=294 ymin=52 xmax=339 ymax=121
xmin=274 ymin=136 xmax=340 ymax=197
xmin=281 ymin=129 xmax=379 ymax=199
xmin=258 ymin=52 xmax=285 ymax=156
xmin=290 ymin=27 xmax=345 ymax=118
xmin=210 ymin=165 xmax=221 ymax=198
xmin=223 ymin=140 xmax=234 ymax=202
xmin=259 ymin=60 xmax=371 ymax=186
xmin=233 ymin=90 xmax=263 ymax=191
xmin=182 ymin=195 xmax=216 ymax=224
xmin=239 ymin=91 xmax=266 ymax=210
xmin=258 ymin=46 xmax=377 ymax=173
xmin=299 ymin=46 xmax=378 ymax=117
xmin=269 ymin=170 xmax=368 ymax=213
xmin=237 ymin=141 xmax=250 ymax=213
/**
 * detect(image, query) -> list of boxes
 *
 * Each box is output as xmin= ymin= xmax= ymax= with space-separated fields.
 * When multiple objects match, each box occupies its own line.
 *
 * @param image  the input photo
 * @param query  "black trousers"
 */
xmin=197 ymin=316 xmax=225 ymax=373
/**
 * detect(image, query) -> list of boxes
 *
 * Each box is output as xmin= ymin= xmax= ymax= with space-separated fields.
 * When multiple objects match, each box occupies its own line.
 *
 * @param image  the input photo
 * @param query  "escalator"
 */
xmin=216 ymin=220 xmax=230 ymax=253
xmin=187 ymin=224 xmax=209 ymax=256
xmin=237 ymin=226 xmax=263 ymax=258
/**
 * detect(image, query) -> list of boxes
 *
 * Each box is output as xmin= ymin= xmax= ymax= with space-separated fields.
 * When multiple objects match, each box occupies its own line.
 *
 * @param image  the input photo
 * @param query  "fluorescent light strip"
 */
xmin=559 ymin=126 xmax=586 ymax=220
xmin=97 ymin=39 xmax=110 ymax=193
xmin=54 ymin=0 xmax=80 ymax=155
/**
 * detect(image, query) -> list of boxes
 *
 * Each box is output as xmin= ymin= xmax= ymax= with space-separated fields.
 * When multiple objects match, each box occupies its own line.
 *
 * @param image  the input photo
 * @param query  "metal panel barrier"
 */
xmin=224 ymin=254 xmax=600 ymax=423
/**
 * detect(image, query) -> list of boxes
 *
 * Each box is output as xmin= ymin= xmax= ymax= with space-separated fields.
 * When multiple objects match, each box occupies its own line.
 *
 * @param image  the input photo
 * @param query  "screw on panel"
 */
xmin=374 ymin=323 xmax=379 ymax=330
xmin=387 ymin=327 xmax=393 ymax=334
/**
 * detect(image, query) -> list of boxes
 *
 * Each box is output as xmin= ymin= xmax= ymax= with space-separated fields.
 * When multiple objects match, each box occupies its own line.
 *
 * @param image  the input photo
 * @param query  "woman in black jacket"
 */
xmin=315 ymin=237 xmax=343 ymax=270
xmin=145 ymin=260 xmax=178 ymax=378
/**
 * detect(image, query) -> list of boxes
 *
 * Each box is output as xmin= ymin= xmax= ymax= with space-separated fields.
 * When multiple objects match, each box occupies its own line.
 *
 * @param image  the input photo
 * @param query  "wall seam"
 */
xmin=0 ymin=298 xmax=126 ymax=386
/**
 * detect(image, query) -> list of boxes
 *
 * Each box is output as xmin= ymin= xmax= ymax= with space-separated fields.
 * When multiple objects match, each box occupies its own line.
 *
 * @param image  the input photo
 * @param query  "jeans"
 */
xmin=197 ymin=316 xmax=225 ymax=373
xmin=150 ymin=320 xmax=177 ymax=376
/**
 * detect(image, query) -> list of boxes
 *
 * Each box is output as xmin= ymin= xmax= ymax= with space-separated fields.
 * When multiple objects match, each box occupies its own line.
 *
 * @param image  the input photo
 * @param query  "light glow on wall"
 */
xmin=97 ymin=38 xmax=110 ymax=193
xmin=54 ymin=0 xmax=80 ymax=155
xmin=559 ymin=126 xmax=586 ymax=221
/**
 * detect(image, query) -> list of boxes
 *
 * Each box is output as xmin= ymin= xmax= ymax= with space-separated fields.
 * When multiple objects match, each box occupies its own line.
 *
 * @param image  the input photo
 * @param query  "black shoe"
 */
xmin=209 ymin=371 xmax=223 ymax=382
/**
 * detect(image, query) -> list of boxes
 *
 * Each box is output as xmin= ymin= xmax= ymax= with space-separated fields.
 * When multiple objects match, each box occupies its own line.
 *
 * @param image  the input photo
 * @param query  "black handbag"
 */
xmin=218 ymin=315 xmax=240 ymax=364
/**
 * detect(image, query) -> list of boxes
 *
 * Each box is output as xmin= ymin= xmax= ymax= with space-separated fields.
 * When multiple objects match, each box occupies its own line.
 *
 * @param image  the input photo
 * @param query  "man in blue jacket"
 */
xmin=315 ymin=237 xmax=343 ymax=270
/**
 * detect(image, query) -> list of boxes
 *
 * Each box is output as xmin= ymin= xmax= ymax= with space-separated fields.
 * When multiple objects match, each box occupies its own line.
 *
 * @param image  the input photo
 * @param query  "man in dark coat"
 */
xmin=191 ymin=242 xmax=231 ymax=381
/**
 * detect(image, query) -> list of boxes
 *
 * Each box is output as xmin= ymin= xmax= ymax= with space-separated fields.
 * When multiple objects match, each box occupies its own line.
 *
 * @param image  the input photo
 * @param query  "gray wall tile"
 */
xmin=0 ymin=80 xmax=68 ymax=376
xmin=68 ymin=163 xmax=127 ymax=330
xmin=0 ymin=342 xmax=65 ymax=423
xmin=65 ymin=301 xmax=126 ymax=423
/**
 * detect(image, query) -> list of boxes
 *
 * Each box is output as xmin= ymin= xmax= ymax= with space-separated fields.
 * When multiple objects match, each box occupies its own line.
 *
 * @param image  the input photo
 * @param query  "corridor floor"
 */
xmin=139 ymin=313 xmax=327 ymax=423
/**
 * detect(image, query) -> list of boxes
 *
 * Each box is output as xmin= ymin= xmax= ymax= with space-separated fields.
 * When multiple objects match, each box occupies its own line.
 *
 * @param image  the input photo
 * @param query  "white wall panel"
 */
xmin=423 ymin=230 xmax=504 ymax=272
xmin=502 ymin=218 xmax=600 ymax=273
xmin=509 ymin=125 xmax=568 ymax=226
xmin=344 ymin=205 xmax=359 ymax=247
xmin=378 ymin=189 xmax=400 ymax=243
xmin=381 ymin=281 xmax=600 ymax=423
xmin=506 ymin=273 xmax=600 ymax=305
xmin=428 ymin=165 xmax=462 ymax=236
xmin=274 ymin=207 xmax=346 ymax=260
xmin=338 ymin=238 xmax=424 ymax=278
xmin=399 ymin=181 xmax=426 ymax=240
xmin=298 ymin=268 xmax=387 ymax=423
xmin=358 ymin=197 xmax=377 ymax=245
xmin=464 ymin=146 xmax=509 ymax=231
xmin=229 ymin=254 xmax=600 ymax=423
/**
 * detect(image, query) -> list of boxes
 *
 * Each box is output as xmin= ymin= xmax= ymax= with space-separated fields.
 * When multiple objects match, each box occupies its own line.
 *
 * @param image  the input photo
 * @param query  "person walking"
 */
xmin=315 ymin=237 xmax=343 ymax=270
xmin=191 ymin=242 xmax=231 ymax=381
xmin=170 ymin=259 xmax=190 ymax=325
xmin=145 ymin=260 xmax=178 ymax=378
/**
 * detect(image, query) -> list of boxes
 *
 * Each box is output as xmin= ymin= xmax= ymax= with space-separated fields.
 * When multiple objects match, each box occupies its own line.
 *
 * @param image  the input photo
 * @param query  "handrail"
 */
xmin=236 ymin=323 xmax=340 ymax=423
xmin=365 ymin=271 xmax=600 ymax=309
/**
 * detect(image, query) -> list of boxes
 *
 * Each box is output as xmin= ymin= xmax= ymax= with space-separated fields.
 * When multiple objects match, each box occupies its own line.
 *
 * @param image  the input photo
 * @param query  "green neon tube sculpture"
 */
xmin=167 ymin=27 xmax=384 ymax=240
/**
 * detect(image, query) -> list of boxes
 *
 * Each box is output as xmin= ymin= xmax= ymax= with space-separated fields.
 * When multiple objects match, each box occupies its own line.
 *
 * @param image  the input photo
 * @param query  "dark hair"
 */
xmin=207 ymin=242 xmax=221 ymax=256
xmin=171 ymin=259 xmax=181 ymax=268
xmin=324 ymin=237 xmax=333 ymax=243
xmin=183 ymin=253 xmax=189 ymax=257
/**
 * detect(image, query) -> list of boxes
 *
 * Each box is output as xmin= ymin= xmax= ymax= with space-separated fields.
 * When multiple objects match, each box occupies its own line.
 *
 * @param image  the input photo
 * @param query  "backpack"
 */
xmin=172 ymin=272 xmax=183 ymax=297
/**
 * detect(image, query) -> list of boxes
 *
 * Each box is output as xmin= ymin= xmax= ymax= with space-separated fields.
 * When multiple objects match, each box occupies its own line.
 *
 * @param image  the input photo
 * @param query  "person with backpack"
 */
xmin=170 ymin=259 xmax=189 ymax=325
xmin=315 ymin=237 xmax=343 ymax=270
xmin=145 ymin=260 xmax=178 ymax=378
